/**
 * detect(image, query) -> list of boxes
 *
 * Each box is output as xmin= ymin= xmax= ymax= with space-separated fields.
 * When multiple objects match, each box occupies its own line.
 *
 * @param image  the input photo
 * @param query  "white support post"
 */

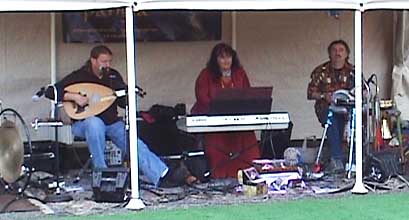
xmin=351 ymin=9 xmax=368 ymax=194
xmin=50 ymin=12 xmax=56 ymax=117
xmin=231 ymin=11 xmax=237 ymax=50
xmin=125 ymin=6 xmax=145 ymax=210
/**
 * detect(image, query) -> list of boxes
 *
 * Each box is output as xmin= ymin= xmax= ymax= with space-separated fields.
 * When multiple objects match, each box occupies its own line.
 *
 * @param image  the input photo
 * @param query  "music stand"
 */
xmin=208 ymin=86 xmax=273 ymax=115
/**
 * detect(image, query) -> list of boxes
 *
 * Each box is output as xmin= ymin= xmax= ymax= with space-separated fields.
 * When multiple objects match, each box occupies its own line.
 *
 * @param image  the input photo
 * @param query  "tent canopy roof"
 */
xmin=0 ymin=0 xmax=133 ymax=11
xmin=135 ymin=0 xmax=409 ymax=11
xmin=1 ymin=0 xmax=409 ymax=12
xmin=135 ymin=0 xmax=361 ymax=11
xmin=363 ymin=0 xmax=409 ymax=10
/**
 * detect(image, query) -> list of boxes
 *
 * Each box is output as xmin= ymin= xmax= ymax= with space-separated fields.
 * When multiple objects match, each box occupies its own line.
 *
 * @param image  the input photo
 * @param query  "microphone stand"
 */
xmin=43 ymin=91 xmax=72 ymax=203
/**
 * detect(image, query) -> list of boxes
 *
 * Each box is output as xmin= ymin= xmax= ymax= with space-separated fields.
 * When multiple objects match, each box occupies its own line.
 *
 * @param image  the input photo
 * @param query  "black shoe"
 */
xmin=159 ymin=162 xmax=198 ymax=187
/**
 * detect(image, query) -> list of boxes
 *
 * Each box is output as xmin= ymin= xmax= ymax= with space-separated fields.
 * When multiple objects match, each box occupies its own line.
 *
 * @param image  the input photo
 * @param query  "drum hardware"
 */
xmin=313 ymin=89 xmax=355 ymax=174
xmin=380 ymin=104 xmax=407 ymax=169
xmin=346 ymin=108 xmax=356 ymax=179
xmin=0 ymin=108 xmax=45 ymax=213
xmin=380 ymin=99 xmax=393 ymax=109
xmin=32 ymin=85 xmax=72 ymax=203
xmin=364 ymin=74 xmax=381 ymax=153
xmin=313 ymin=110 xmax=333 ymax=173
xmin=381 ymin=119 xmax=392 ymax=140
xmin=312 ymin=88 xmax=363 ymax=177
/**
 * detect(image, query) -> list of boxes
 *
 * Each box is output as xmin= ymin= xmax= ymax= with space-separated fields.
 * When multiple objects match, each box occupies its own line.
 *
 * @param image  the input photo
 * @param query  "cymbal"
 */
xmin=0 ymin=120 xmax=24 ymax=183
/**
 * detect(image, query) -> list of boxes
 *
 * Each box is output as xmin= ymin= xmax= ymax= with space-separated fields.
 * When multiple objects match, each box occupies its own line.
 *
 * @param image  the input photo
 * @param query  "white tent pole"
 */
xmin=125 ymin=6 xmax=145 ymax=210
xmin=351 ymin=8 xmax=367 ymax=194
xmin=231 ymin=11 xmax=237 ymax=50
xmin=50 ymin=12 xmax=56 ymax=117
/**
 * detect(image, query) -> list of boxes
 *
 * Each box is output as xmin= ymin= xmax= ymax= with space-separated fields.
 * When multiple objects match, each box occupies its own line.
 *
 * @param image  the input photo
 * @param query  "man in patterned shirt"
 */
xmin=307 ymin=40 xmax=354 ymax=173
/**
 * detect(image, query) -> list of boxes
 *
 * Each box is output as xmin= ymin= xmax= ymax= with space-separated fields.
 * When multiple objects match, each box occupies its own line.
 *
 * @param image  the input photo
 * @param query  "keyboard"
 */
xmin=186 ymin=112 xmax=290 ymax=127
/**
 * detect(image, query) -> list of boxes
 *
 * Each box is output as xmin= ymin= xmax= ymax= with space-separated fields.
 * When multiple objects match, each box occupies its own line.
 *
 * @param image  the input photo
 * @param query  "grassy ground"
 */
xmin=58 ymin=192 xmax=409 ymax=220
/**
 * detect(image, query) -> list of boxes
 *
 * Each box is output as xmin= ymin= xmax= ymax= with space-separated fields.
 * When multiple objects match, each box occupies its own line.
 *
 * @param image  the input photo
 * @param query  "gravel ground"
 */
xmin=1 ymin=170 xmax=409 ymax=220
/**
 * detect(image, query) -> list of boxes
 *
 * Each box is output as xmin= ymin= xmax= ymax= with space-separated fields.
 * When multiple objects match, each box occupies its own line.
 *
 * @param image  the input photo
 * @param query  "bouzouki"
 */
xmin=63 ymin=83 xmax=127 ymax=120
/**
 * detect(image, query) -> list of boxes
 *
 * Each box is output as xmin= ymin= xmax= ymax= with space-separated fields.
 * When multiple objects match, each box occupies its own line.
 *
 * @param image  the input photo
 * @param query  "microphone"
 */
xmin=99 ymin=66 xmax=110 ymax=75
xmin=32 ymin=85 xmax=57 ymax=102
xmin=136 ymin=85 xmax=147 ymax=97
xmin=116 ymin=86 xmax=147 ymax=98
xmin=44 ymin=85 xmax=57 ymax=101
xmin=367 ymin=74 xmax=376 ymax=84
xmin=32 ymin=87 xmax=46 ymax=102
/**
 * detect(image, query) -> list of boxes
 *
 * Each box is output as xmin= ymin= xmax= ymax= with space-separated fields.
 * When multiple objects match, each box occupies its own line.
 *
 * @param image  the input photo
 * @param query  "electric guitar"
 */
xmin=63 ymin=83 xmax=127 ymax=120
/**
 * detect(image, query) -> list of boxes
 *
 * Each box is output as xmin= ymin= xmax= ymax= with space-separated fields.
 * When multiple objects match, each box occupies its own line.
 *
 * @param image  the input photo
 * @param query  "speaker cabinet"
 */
xmin=92 ymin=167 xmax=129 ymax=203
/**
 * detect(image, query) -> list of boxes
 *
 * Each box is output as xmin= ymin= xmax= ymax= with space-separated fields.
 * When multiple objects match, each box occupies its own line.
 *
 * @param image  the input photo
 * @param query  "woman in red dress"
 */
xmin=191 ymin=43 xmax=260 ymax=178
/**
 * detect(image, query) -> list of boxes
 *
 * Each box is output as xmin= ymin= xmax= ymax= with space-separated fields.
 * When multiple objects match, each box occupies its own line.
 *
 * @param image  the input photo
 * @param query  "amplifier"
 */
xmin=92 ymin=167 xmax=129 ymax=203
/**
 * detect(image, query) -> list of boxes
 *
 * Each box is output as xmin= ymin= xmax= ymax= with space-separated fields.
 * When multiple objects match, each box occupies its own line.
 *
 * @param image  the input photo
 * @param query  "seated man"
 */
xmin=307 ymin=40 xmax=354 ymax=173
xmin=57 ymin=45 xmax=195 ymax=187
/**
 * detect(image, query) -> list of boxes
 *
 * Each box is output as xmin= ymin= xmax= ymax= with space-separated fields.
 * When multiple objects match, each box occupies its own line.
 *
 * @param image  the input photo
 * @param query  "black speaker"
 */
xmin=92 ymin=167 xmax=129 ymax=203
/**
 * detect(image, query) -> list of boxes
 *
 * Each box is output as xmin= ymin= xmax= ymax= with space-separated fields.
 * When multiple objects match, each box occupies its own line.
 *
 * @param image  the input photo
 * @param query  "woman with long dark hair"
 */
xmin=191 ymin=43 xmax=260 ymax=178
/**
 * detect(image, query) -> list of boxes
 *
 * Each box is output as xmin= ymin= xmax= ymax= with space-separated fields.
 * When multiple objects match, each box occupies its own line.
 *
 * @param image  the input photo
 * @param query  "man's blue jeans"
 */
xmin=72 ymin=116 xmax=168 ymax=186
xmin=323 ymin=111 xmax=346 ymax=161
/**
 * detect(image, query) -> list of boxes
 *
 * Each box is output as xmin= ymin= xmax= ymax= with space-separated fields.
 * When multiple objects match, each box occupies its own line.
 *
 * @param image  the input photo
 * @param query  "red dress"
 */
xmin=191 ymin=67 xmax=260 ymax=178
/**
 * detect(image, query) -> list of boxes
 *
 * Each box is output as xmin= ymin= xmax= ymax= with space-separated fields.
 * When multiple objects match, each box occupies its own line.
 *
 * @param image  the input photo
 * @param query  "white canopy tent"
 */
xmin=128 ymin=1 xmax=409 ymax=201
xmin=0 ymin=0 xmax=133 ymax=11
xmin=132 ymin=0 xmax=367 ymax=200
xmin=0 ymin=0 xmax=146 ymax=210
xmin=363 ymin=0 xmax=409 ymax=10
xmin=3 ymin=0 xmax=409 ymax=212
xmin=135 ymin=0 xmax=360 ymax=10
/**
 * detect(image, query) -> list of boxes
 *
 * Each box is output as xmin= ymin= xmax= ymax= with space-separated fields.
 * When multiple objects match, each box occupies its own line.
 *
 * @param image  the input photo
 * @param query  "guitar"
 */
xmin=63 ymin=83 xmax=127 ymax=120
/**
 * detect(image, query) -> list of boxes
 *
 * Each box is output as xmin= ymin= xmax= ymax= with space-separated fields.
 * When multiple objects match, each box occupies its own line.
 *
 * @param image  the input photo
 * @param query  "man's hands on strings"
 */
xmin=64 ymin=92 xmax=89 ymax=107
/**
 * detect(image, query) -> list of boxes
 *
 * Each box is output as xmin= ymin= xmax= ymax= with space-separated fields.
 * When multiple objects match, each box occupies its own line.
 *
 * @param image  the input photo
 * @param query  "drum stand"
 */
xmin=346 ymin=108 xmax=356 ymax=179
xmin=314 ymin=105 xmax=356 ymax=176
xmin=32 ymin=103 xmax=73 ymax=203
xmin=313 ymin=110 xmax=333 ymax=173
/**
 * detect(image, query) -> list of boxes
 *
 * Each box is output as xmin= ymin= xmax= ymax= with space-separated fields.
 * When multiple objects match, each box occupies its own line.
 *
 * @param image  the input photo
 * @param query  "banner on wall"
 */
xmin=63 ymin=9 xmax=222 ymax=43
